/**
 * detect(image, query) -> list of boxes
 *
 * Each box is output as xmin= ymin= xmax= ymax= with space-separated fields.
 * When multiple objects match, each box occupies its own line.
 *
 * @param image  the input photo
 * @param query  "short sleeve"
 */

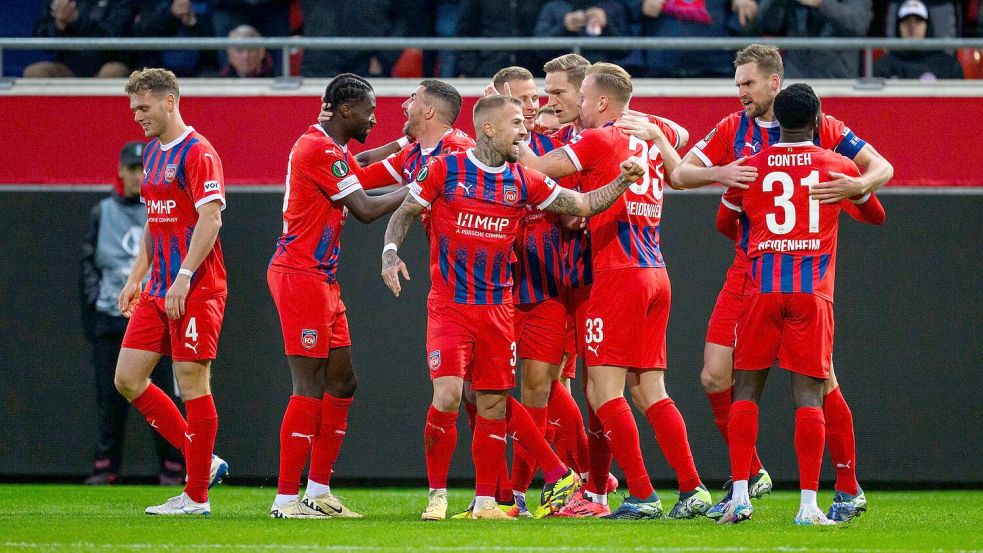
xmin=561 ymin=128 xmax=610 ymax=173
xmin=691 ymin=116 xmax=737 ymax=168
xmin=361 ymin=153 xmax=403 ymax=190
xmin=721 ymin=186 xmax=744 ymax=212
xmin=524 ymin=167 xmax=562 ymax=211
xmin=185 ymin=145 xmax=226 ymax=211
xmin=648 ymin=115 xmax=680 ymax=151
xmin=410 ymin=158 xmax=448 ymax=208
xmin=304 ymin=145 xmax=362 ymax=201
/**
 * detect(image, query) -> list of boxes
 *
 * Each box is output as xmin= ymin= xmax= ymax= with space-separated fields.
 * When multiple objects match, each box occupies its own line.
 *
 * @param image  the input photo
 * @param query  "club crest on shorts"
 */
xmin=164 ymin=164 xmax=177 ymax=183
xmin=331 ymin=160 xmax=349 ymax=178
xmin=429 ymin=350 xmax=441 ymax=371
xmin=504 ymin=185 xmax=518 ymax=204
xmin=301 ymin=329 xmax=318 ymax=350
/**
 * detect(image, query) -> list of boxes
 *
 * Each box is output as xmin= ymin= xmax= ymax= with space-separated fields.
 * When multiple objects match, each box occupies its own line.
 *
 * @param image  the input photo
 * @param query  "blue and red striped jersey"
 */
xmin=513 ymin=131 xmax=565 ymax=304
xmin=728 ymin=143 xmax=867 ymax=302
xmin=269 ymin=125 xmax=363 ymax=283
xmin=411 ymin=150 xmax=561 ymax=305
xmin=141 ymin=127 xmax=227 ymax=299
xmin=550 ymin=123 xmax=593 ymax=289
xmin=696 ymin=111 xmax=867 ymax=264
xmin=562 ymin=116 xmax=679 ymax=273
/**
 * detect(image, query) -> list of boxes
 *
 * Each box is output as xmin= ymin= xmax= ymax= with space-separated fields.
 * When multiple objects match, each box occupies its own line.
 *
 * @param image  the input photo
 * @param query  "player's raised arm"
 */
xmin=672 ymin=152 xmax=755 ymax=190
xmin=622 ymin=111 xmax=690 ymax=149
xmin=118 ymin=220 xmax=152 ymax=318
xmin=543 ymin=157 xmax=645 ymax=217
xmin=811 ymin=143 xmax=894 ymax=204
xmin=518 ymin=142 xmax=579 ymax=179
xmin=380 ymin=195 xmax=426 ymax=297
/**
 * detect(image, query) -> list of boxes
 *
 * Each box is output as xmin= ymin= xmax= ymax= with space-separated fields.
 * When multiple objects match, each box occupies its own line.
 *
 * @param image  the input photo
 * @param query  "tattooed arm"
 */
xmin=543 ymin=158 xmax=645 ymax=217
xmin=381 ymin=195 xmax=426 ymax=297
xmin=518 ymin=143 xmax=579 ymax=180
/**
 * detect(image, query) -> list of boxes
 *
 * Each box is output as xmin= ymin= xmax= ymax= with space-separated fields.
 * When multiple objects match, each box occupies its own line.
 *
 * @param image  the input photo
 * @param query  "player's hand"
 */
xmin=483 ymin=81 xmax=511 ymax=98
xmin=731 ymin=0 xmax=758 ymax=27
xmin=810 ymin=171 xmax=866 ymax=204
xmin=382 ymin=251 xmax=410 ymax=297
xmin=118 ymin=281 xmax=142 ymax=318
xmin=620 ymin=156 xmax=646 ymax=183
xmin=164 ymin=274 xmax=191 ymax=320
xmin=712 ymin=156 xmax=756 ymax=189
xmin=614 ymin=114 xmax=664 ymax=142
xmin=318 ymin=102 xmax=333 ymax=126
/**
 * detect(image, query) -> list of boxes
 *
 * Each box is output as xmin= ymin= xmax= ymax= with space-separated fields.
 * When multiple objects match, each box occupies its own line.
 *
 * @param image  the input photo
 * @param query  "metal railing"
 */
xmin=3 ymin=36 xmax=983 ymax=79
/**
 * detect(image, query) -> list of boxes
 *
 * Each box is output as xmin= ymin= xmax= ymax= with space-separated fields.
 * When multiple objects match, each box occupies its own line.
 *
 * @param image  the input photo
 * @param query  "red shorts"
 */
xmin=427 ymin=298 xmax=515 ymax=391
xmin=562 ymin=285 xmax=592 ymax=379
xmin=706 ymin=262 xmax=748 ymax=348
xmin=122 ymin=292 xmax=226 ymax=362
xmin=734 ymin=293 xmax=834 ymax=380
xmin=515 ymin=295 xmax=566 ymax=365
xmin=585 ymin=268 xmax=670 ymax=370
xmin=268 ymin=269 xmax=352 ymax=358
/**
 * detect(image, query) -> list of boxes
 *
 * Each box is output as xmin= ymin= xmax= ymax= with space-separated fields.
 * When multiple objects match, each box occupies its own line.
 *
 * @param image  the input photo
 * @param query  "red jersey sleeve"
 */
xmin=410 ymin=158 xmax=448 ymax=207
xmin=646 ymin=115 xmax=681 ymax=151
xmin=691 ymin=114 xmax=739 ymax=167
xmin=302 ymin=144 xmax=363 ymax=201
xmin=185 ymin=143 xmax=226 ymax=210
xmin=561 ymin=128 xmax=611 ymax=174
xmin=717 ymin=187 xmax=744 ymax=240
xmin=836 ymin=157 xmax=885 ymax=225
xmin=522 ymin=166 xmax=562 ymax=210
xmin=360 ymin=151 xmax=404 ymax=190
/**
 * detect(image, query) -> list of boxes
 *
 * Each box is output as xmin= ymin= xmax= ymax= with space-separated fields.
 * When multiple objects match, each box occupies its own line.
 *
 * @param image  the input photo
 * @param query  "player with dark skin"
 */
xmin=287 ymin=88 xmax=408 ymax=405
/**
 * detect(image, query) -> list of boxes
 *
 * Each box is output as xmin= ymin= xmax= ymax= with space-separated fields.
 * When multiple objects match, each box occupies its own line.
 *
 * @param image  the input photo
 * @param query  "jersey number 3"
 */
xmin=627 ymin=136 xmax=664 ymax=200
xmin=763 ymin=170 xmax=820 ymax=235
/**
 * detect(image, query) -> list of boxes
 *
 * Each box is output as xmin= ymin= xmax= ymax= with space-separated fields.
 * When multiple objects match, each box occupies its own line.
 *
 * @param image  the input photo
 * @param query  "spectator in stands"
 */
xmin=80 ymin=142 xmax=184 ymax=486
xmin=455 ymin=0 xmax=547 ymax=77
xmin=534 ymin=1 xmax=631 ymax=67
xmin=132 ymin=0 xmax=213 ymax=77
xmin=757 ymin=0 xmax=873 ymax=78
xmin=211 ymin=0 xmax=289 ymax=71
xmin=885 ymin=0 xmax=959 ymax=39
xmin=25 ymin=0 xmax=135 ymax=78
xmin=875 ymin=0 xmax=964 ymax=80
xmin=433 ymin=0 xmax=461 ymax=77
xmin=220 ymin=24 xmax=274 ymax=77
xmin=301 ymin=0 xmax=426 ymax=77
xmin=635 ymin=0 xmax=756 ymax=77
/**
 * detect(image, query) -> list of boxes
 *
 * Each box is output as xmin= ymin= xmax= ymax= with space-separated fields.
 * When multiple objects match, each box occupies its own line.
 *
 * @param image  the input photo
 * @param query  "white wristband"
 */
xmin=396 ymin=136 xmax=410 ymax=149
xmin=178 ymin=268 xmax=194 ymax=278
xmin=383 ymin=243 xmax=398 ymax=255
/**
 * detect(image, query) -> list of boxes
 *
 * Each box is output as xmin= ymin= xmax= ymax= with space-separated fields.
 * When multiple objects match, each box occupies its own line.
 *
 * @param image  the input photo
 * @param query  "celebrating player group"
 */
xmin=115 ymin=43 xmax=891 ymax=525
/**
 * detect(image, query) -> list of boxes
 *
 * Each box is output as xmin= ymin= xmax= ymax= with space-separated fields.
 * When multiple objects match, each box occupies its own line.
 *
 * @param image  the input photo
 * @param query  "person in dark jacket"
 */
xmin=80 ymin=142 xmax=184 ymax=485
xmin=534 ymin=0 xmax=632 ymax=67
xmin=132 ymin=0 xmax=214 ymax=77
xmin=874 ymin=0 xmax=964 ymax=80
xmin=25 ymin=0 xmax=135 ymax=78
xmin=455 ymin=0 xmax=547 ymax=77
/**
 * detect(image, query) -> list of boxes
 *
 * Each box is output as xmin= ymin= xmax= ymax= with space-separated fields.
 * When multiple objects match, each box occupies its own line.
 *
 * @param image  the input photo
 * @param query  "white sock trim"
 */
xmin=305 ymin=480 xmax=331 ymax=497
xmin=732 ymin=480 xmax=750 ymax=503
xmin=800 ymin=489 xmax=818 ymax=509
xmin=274 ymin=494 xmax=297 ymax=508
xmin=584 ymin=490 xmax=608 ymax=505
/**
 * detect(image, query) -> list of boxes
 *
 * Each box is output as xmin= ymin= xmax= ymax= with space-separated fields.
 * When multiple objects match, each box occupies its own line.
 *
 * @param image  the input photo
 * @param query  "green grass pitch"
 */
xmin=1 ymin=485 xmax=981 ymax=552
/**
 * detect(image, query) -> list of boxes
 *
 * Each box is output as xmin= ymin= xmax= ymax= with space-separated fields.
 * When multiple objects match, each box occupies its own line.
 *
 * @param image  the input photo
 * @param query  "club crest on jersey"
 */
xmin=164 ymin=164 xmax=177 ymax=183
xmin=503 ymin=185 xmax=518 ymax=204
xmin=301 ymin=329 xmax=318 ymax=350
xmin=429 ymin=350 xmax=441 ymax=371
xmin=331 ymin=160 xmax=349 ymax=178
xmin=416 ymin=165 xmax=430 ymax=182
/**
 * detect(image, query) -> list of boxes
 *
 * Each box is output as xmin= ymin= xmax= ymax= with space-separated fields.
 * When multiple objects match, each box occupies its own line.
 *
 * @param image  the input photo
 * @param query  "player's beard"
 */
xmin=746 ymin=99 xmax=770 ymax=119
xmin=503 ymin=141 xmax=520 ymax=163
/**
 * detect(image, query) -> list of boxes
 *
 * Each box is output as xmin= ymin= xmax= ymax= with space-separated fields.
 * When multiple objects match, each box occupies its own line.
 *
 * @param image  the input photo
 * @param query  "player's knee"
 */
xmin=327 ymin=373 xmax=357 ymax=399
xmin=113 ymin=373 xmax=144 ymax=401
xmin=700 ymin=365 xmax=731 ymax=393
xmin=432 ymin=387 xmax=462 ymax=412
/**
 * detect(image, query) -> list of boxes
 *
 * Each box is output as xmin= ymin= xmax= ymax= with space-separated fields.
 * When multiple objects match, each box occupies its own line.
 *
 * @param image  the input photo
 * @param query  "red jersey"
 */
xmin=693 ymin=111 xmax=867 ymax=263
xmin=412 ymin=149 xmax=561 ymax=305
xmin=360 ymin=128 xmax=474 ymax=191
xmin=562 ymin=117 xmax=679 ymax=273
xmin=513 ymin=131 xmax=565 ymax=304
xmin=550 ymin=123 xmax=593 ymax=289
xmin=141 ymin=127 xmax=226 ymax=300
xmin=726 ymin=143 xmax=862 ymax=302
xmin=269 ymin=125 xmax=363 ymax=283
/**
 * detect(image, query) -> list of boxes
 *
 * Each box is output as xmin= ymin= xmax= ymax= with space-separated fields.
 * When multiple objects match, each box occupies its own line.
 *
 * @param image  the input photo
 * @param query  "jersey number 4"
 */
xmin=763 ymin=170 xmax=820 ymax=235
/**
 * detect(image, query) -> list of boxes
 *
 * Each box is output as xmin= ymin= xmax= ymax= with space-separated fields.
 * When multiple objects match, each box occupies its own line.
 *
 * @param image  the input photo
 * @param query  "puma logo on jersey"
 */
xmin=426 ymin=423 xmax=446 ymax=434
xmin=548 ymin=419 xmax=562 ymax=427
xmin=291 ymin=432 xmax=314 ymax=444
xmin=456 ymin=181 xmax=473 ymax=194
xmin=150 ymin=419 xmax=159 ymax=429
xmin=488 ymin=433 xmax=508 ymax=443
xmin=587 ymin=345 xmax=599 ymax=355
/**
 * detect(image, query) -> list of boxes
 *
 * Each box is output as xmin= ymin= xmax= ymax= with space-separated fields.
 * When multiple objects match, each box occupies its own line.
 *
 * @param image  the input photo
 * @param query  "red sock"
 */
xmin=183 ymin=395 xmax=217 ymax=503
xmin=645 ymin=398 xmax=701 ymax=493
xmin=727 ymin=400 xmax=758 ymax=482
xmin=549 ymin=380 xmax=589 ymax=474
xmin=424 ymin=406 xmax=458 ymax=489
xmin=510 ymin=405 xmax=546 ymax=493
xmin=277 ymin=395 xmax=321 ymax=495
xmin=132 ymin=384 xmax=187 ymax=452
xmin=496 ymin=458 xmax=514 ymax=503
xmin=585 ymin=402 xmax=612 ymax=495
xmin=309 ymin=393 xmax=352 ymax=485
xmin=823 ymin=387 xmax=858 ymax=495
xmin=596 ymin=397 xmax=654 ymax=499
xmin=795 ymin=406 xmax=826 ymax=492
xmin=707 ymin=388 xmax=763 ymax=475
xmin=505 ymin=396 xmax=565 ymax=482
xmin=473 ymin=416 xmax=506 ymax=497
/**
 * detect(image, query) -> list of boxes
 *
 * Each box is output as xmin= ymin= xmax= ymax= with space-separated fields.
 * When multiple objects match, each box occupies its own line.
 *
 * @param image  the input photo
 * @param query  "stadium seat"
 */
xmin=957 ymin=48 xmax=983 ymax=79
